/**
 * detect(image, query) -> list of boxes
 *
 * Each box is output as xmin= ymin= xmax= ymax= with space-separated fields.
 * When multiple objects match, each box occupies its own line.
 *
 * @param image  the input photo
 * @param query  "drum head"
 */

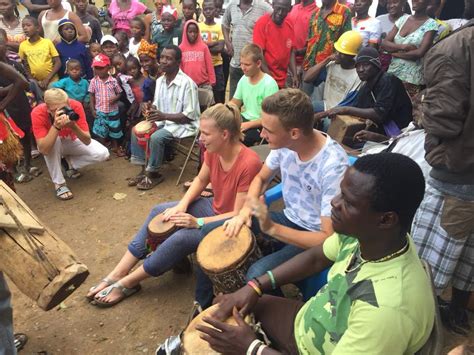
xmin=182 ymin=304 xmax=238 ymax=354
xmin=134 ymin=120 xmax=154 ymax=134
xmin=197 ymin=225 xmax=253 ymax=273
xmin=147 ymin=214 xmax=176 ymax=237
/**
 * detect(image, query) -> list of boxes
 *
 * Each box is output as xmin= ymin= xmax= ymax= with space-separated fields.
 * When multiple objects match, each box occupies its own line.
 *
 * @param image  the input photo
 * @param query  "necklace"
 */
xmin=1 ymin=16 xmax=19 ymax=30
xmin=346 ymin=238 xmax=409 ymax=273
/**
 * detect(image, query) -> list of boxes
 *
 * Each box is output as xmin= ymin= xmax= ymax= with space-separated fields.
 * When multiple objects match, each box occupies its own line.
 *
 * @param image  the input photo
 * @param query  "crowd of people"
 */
xmin=0 ymin=0 xmax=473 ymax=352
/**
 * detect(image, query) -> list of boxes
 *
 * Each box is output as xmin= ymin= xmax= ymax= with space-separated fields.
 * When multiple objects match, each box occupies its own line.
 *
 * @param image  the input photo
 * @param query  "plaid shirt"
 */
xmin=88 ymin=75 xmax=122 ymax=113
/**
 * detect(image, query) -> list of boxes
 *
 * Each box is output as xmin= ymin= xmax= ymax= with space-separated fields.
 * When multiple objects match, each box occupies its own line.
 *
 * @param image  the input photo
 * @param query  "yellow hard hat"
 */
xmin=334 ymin=31 xmax=364 ymax=56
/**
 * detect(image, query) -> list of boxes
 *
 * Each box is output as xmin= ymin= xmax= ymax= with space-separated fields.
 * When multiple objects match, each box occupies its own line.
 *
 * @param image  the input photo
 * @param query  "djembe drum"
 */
xmin=133 ymin=120 xmax=157 ymax=152
xmin=197 ymin=225 xmax=262 ymax=294
xmin=146 ymin=213 xmax=178 ymax=252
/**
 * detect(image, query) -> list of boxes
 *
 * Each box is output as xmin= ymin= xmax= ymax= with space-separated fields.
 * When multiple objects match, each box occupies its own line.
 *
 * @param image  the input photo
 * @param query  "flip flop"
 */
xmin=56 ymin=185 xmax=73 ymax=200
xmin=137 ymin=175 xmax=164 ymax=190
xmin=200 ymin=187 xmax=214 ymax=198
xmin=86 ymin=277 xmax=117 ymax=301
xmin=15 ymin=173 xmax=33 ymax=184
xmin=66 ymin=169 xmax=81 ymax=179
xmin=92 ymin=282 xmax=141 ymax=308
xmin=127 ymin=174 xmax=145 ymax=187
xmin=28 ymin=166 xmax=42 ymax=177
xmin=14 ymin=333 xmax=28 ymax=351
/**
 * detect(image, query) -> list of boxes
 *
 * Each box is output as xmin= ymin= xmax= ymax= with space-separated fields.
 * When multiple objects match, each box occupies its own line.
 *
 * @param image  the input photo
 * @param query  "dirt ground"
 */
xmin=6 ymin=154 xmax=473 ymax=354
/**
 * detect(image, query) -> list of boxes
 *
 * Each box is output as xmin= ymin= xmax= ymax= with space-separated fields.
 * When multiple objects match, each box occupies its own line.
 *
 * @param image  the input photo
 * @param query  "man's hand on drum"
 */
xmin=168 ymin=212 xmax=200 ymax=229
xmin=144 ymin=103 xmax=166 ymax=122
xmin=162 ymin=204 xmax=187 ymax=221
xmin=197 ymin=307 xmax=257 ymax=355
xmin=248 ymin=196 xmax=275 ymax=235
xmin=212 ymin=284 xmax=260 ymax=320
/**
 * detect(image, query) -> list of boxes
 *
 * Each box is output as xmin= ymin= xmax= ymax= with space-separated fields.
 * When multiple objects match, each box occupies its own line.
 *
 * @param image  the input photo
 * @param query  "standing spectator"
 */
xmin=89 ymin=41 xmax=101 ymax=57
xmin=179 ymin=20 xmax=216 ymax=95
xmin=181 ymin=0 xmax=198 ymax=27
xmin=412 ymin=3 xmax=474 ymax=335
xmin=19 ymin=16 xmax=61 ymax=89
xmin=144 ymin=0 xmax=167 ymax=43
xmin=55 ymin=19 xmax=92 ymax=79
xmin=114 ymin=30 xmax=129 ymax=56
xmin=199 ymin=0 xmax=225 ymax=103
xmin=0 ymin=0 xmax=27 ymax=52
xmin=152 ymin=5 xmax=182 ymax=57
xmin=351 ymin=0 xmax=382 ymax=47
xmin=222 ymin=0 xmax=272 ymax=99
xmin=427 ymin=0 xmax=451 ymax=42
xmin=38 ymin=0 xmax=88 ymax=44
xmin=382 ymin=0 xmax=437 ymax=99
xmin=129 ymin=16 xmax=145 ymax=59
xmin=137 ymin=40 xmax=160 ymax=102
xmin=74 ymin=0 xmax=102 ymax=44
xmin=287 ymin=0 xmax=318 ymax=84
xmin=253 ymin=0 xmax=298 ymax=89
xmin=108 ymin=0 xmax=148 ymax=36
xmin=303 ymin=0 xmax=352 ymax=96
xmin=100 ymin=34 xmax=119 ymax=59
xmin=22 ymin=0 xmax=49 ymax=19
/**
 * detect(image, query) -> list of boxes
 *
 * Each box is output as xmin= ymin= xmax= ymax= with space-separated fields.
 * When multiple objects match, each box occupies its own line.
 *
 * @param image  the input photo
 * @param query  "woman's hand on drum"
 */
xmin=197 ymin=307 xmax=257 ymax=355
xmin=168 ymin=212 xmax=199 ymax=228
xmin=249 ymin=197 xmax=276 ymax=235
xmin=223 ymin=212 xmax=251 ymax=238
xmin=162 ymin=204 xmax=187 ymax=221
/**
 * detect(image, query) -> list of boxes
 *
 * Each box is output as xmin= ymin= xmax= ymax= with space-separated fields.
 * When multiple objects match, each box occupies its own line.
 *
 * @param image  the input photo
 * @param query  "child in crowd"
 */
xmin=19 ymin=16 xmax=61 ymax=89
xmin=181 ymin=0 xmax=198 ymax=25
xmin=179 ymin=20 xmax=215 ymax=93
xmin=144 ymin=0 xmax=167 ymax=42
xmin=52 ymin=59 xmax=92 ymax=128
xmin=352 ymin=0 xmax=382 ymax=47
xmin=88 ymin=53 xmax=124 ymax=155
xmin=74 ymin=0 xmax=103 ymax=44
xmin=114 ymin=30 xmax=130 ymax=57
xmin=126 ymin=56 xmax=144 ymax=108
xmin=137 ymin=40 xmax=160 ymax=102
xmin=199 ymin=0 xmax=225 ymax=103
xmin=129 ymin=17 xmax=145 ymax=59
xmin=230 ymin=44 xmax=278 ymax=146
xmin=56 ymin=19 xmax=92 ymax=79
xmin=153 ymin=5 xmax=182 ymax=57
xmin=100 ymin=35 xmax=119 ymax=59
xmin=89 ymin=42 xmax=102 ymax=58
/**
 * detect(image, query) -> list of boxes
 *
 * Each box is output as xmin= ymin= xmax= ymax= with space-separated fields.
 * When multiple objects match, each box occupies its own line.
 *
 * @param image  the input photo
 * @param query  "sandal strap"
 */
xmin=97 ymin=282 xmax=139 ymax=298
xmin=56 ymin=185 xmax=71 ymax=195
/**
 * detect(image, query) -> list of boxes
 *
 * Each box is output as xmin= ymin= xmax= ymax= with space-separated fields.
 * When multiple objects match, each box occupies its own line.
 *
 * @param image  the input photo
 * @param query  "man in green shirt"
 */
xmin=198 ymin=152 xmax=435 ymax=354
xmin=230 ymin=43 xmax=279 ymax=146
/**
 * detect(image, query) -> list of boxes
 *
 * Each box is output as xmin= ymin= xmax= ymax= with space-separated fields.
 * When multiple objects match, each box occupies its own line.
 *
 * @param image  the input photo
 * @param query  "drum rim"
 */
xmin=147 ymin=214 xmax=177 ymax=237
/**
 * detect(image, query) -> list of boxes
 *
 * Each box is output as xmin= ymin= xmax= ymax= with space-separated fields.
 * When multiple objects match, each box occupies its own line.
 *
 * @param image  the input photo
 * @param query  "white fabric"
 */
xmin=128 ymin=38 xmax=140 ymax=59
xmin=323 ymin=61 xmax=361 ymax=110
xmin=351 ymin=16 xmax=382 ymax=46
xmin=43 ymin=137 xmax=109 ymax=185
xmin=376 ymin=13 xmax=395 ymax=35
xmin=265 ymin=135 xmax=349 ymax=231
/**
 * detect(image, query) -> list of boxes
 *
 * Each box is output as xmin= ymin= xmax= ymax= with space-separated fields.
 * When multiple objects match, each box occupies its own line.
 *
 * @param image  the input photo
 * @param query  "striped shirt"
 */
xmin=222 ymin=0 xmax=272 ymax=68
xmin=153 ymin=69 xmax=200 ymax=139
xmin=88 ymin=76 xmax=122 ymax=113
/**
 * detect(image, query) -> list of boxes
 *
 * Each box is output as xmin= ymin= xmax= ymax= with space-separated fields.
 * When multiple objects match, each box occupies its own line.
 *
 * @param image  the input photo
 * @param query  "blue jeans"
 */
xmin=0 ymin=272 xmax=15 ymax=355
xmin=130 ymin=127 xmax=173 ymax=173
xmin=128 ymin=198 xmax=215 ymax=277
xmin=194 ymin=212 xmax=306 ymax=308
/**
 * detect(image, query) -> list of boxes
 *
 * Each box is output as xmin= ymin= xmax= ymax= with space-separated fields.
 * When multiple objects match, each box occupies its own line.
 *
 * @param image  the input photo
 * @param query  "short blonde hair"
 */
xmin=240 ymin=43 xmax=264 ymax=63
xmin=201 ymin=103 xmax=244 ymax=142
xmin=44 ymin=88 xmax=69 ymax=106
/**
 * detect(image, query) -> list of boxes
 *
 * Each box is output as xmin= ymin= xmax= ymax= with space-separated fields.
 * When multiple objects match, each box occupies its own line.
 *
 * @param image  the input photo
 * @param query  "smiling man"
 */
xmin=198 ymin=153 xmax=435 ymax=355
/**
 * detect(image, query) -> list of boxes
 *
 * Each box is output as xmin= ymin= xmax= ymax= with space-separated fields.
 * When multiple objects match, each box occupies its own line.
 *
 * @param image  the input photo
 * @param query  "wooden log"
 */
xmin=0 ymin=181 xmax=89 ymax=311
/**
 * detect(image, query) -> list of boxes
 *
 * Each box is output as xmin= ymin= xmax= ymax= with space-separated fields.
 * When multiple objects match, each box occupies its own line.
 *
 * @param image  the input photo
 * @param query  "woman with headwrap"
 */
xmin=137 ymin=39 xmax=161 ymax=103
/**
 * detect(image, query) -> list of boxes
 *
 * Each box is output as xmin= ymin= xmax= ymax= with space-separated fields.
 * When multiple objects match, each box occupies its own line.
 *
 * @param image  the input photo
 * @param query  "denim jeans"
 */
xmin=128 ymin=198 xmax=215 ymax=277
xmin=229 ymin=66 xmax=244 ymax=100
xmin=130 ymin=127 xmax=173 ymax=173
xmin=0 ymin=272 xmax=15 ymax=355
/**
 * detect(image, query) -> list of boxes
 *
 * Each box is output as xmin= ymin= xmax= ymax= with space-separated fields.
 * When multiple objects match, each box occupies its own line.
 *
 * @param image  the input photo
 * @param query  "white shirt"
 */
xmin=351 ymin=16 xmax=382 ymax=46
xmin=128 ymin=38 xmax=140 ymax=59
xmin=323 ymin=61 xmax=361 ymax=110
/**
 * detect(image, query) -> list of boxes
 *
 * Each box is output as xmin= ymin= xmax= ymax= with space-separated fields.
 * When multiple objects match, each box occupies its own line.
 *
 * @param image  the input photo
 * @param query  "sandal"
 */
xmin=86 ymin=277 xmax=117 ymax=300
xmin=28 ymin=166 xmax=42 ymax=177
xmin=56 ymin=185 xmax=73 ymax=201
xmin=92 ymin=282 xmax=141 ymax=308
xmin=127 ymin=174 xmax=145 ymax=187
xmin=66 ymin=169 xmax=81 ymax=179
xmin=183 ymin=179 xmax=194 ymax=190
xmin=14 ymin=333 xmax=28 ymax=351
xmin=137 ymin=175 xmax=164 ymax=190
xmin=15 ymin=173 xmax=33 ymax=184
xmin=200 ymin=187 xmax=214 ymax=198
xmin=114 ymin=146 xmax=126 ymax=157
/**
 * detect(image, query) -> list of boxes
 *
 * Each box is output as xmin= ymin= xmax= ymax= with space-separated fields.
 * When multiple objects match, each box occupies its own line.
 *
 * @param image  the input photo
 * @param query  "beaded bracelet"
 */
xmin=266 ymin=270 xmax=276 ymax=290
xmin=247 ymin=280 xmax=262 ymax=297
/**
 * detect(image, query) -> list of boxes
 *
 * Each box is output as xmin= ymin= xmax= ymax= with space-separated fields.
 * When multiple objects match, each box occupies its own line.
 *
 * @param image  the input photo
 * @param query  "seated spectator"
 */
xmin=253 ymin=0 xmax=298 ymax=89
xmin=199 ymin=0 xmax=225 ymax=103
xmin=31 ymin=88 xmax=109 ymax=200
xmin=56 ymin=19 xmax=92 ymax=79
xmin=144 ymin=0 xmax=166 ymax=43
xmin=129 ymin=16 xmax=145 ymax=59
xmin=89 ymin=53 xmax=124 ymax=156
xmin=198 ymin=89 xmax=348 ymax=307
xmin=86 ymin=103 xmax=262 ymax=307
xmin=100 ymin=34 xmax=119 ymax=59
xmin=19 ymin=16 xmax=61 ymax=90
xmin=38 ymin=0 xmax=88 ymax=44
xmin=199 ymin=153 xmax=435 ymax=355
xmin=352 ymin=0 xmax=382 ymax=47
xmin=128 ymin=45 xmax=199 ymax=190
xmin=108 ymin=0 xmax=148 ymax=36
xmin=179 ymin=20 xmax=216 ymax=96
xmin=0 ymin=0 xmax=26 ymax=53
xmin=114 ymin=30 xmax=129 ymax=57
xmin=317 ymin=47 xmax=412 ymax=138
xmin=427 ymin=0 xmax=451 ymax=41
xmin=74 ymin=0 xmax=102 ymax=44
xmin=152 ymin=5 xmax=182 ymax=58
xmin=136 ymin=40 xmax=160 ymax=103
xmin=382 ymin=0 xmax=437 ymax=98
xmin=229 ymin=44 xmax=278 ymax=147
xmin=304 ymin=30 xmax=362 ymax=118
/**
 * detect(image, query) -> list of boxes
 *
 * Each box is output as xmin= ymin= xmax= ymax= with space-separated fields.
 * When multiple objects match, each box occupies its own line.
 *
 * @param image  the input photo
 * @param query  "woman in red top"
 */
xmin=87 ymin=103 xmax=262 ymax=307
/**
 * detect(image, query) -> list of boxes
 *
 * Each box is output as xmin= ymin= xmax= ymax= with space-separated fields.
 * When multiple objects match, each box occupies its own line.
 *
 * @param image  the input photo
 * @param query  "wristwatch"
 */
xmin=196 ymin=218 xmax=205 ymax=229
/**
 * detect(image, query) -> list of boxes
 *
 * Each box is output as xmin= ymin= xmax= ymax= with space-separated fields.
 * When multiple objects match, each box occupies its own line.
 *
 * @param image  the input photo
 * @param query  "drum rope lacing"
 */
xmin=0 ymin=197 xmax=59 ymax=279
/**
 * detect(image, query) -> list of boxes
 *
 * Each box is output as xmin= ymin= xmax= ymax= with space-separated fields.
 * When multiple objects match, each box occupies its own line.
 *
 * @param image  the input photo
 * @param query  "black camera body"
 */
xmin=61 ymin=106 xmax=80 ymax=121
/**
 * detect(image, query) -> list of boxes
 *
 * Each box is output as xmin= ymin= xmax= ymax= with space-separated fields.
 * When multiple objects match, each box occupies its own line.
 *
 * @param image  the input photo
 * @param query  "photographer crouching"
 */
xmin=31 ymin=88 xmax=109 ymax=200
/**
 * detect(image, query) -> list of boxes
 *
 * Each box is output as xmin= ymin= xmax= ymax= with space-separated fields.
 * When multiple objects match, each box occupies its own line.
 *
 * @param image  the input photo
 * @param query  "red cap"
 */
xmin=92 ymin=53 xmax=110 ymax=67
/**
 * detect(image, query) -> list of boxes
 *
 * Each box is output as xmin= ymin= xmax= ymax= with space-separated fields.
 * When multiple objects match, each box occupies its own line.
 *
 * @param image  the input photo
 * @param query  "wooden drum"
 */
xmin=0 ymin=181 xmax=89 ymax=311
xmin=133 ymin=120 xmax=157 ymax=150
xmin=146 ymin=213 xmax=178 ymax=252
xmin=197 ymin=225 xmax=262 ymax=294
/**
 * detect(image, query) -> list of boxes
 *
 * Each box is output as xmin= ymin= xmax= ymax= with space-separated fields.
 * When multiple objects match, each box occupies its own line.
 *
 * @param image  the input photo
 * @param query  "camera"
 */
xmin=60 ymin=106 xmax=80 ymax=121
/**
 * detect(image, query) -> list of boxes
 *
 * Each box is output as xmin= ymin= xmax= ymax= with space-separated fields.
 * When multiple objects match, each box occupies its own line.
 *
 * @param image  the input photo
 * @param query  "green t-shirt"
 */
xmin=294 ymin=233 xmax=435 ymax=355
xmin=233 ymin=73 xmax=278 ymax=121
